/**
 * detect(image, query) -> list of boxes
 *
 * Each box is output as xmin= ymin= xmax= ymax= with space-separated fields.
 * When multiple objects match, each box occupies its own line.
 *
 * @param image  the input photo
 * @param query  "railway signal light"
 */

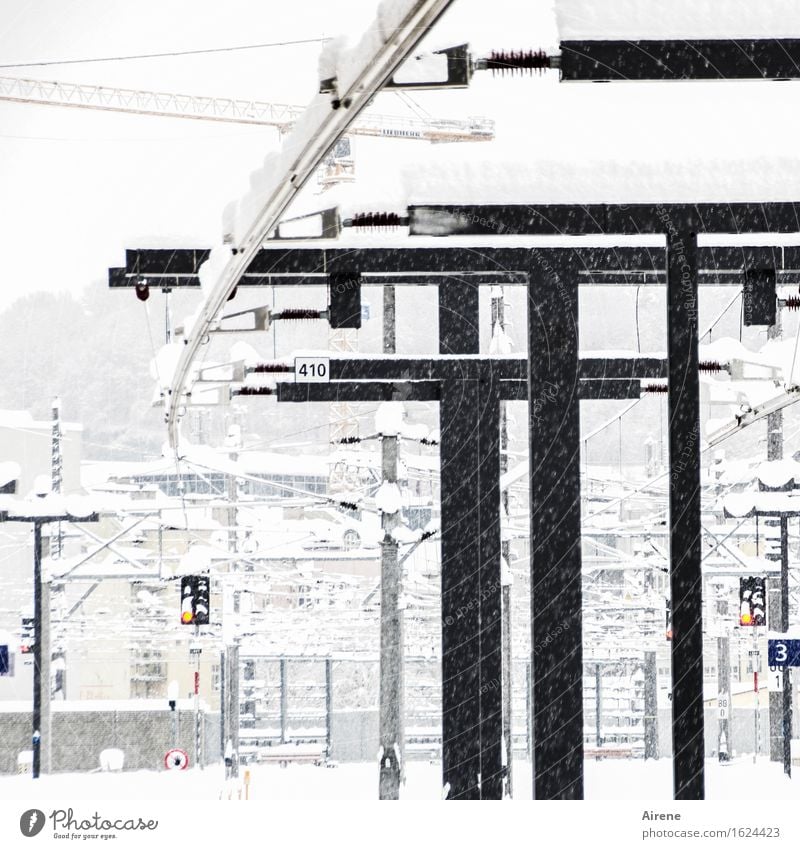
xmin=180 ymin=576 xmax=210 ymax=626
xmin=739 ymin=576 xmax=766 ymax=627
xmin=20 ymin=616 xmax=34 ymax=653
xmin=665 ymin=599 xmax=672 ymax=641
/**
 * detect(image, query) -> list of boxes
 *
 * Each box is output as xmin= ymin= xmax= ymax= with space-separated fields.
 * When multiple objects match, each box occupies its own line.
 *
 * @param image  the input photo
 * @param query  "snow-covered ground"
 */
xmin=0 ymin=758 xmax=796 ymax=801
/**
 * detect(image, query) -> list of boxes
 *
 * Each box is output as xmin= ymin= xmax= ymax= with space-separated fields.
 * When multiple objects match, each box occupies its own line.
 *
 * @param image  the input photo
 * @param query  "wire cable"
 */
xmin=0 ymin=37 xmax=330 ymax=69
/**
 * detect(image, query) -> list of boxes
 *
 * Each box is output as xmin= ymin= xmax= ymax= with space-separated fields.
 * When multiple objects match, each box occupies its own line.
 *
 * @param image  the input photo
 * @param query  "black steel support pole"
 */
xmin=32 ymin=521 xmax=42 ymax=780
xmin=666 ymin=226 xmax=705 ymax=800
xmin=477 ymin=366 xmax=503 ymax=799
xmin=325 ymin=658 xmax=333 ymax=761
xmin=280 ymin=658 xmax=288 ymax=744
xmin=220 ymin=648 xmax=226 ymax=761
xmin=780 ymin=517 xmax=792 ymax=777
xmin=439 ymin=279 xmax=479 ymax=354
xmin=440 ymin=377 xmax=481 ymax=799
xmin=527 ymin=254 xmax=584 ymax=799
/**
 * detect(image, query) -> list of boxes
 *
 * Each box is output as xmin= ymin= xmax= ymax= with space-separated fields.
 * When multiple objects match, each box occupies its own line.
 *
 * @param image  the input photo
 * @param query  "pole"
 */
xmin=280 ymin=658 xmax=289 ymax=744
xmin=767 ymin=312 xmax=784 ymax=762
xmin=325 ymin=658 xmax=333 ymax=762
xmin=229 ymin=644 xmax=240 ymax=778
xmin=50 ymin=398 xmax=62 ymax=560
xmin=595 ymin=663 xmax=603 ymax=749
xmin=644 ymin=651 xmax=659 ymax=760
xmin=220 ymin=649 xmax=225 ymax=764
xmin=32 ymin=521 xmax=43 ymax=779
xmin=383 ymin=286 xmax=395 ymax=356
xmin=780 ymin=517 xmax=792 ymax=777
xmin=379 ymin=428 xmax=403 ymax=800
xmin=666 ymin=228 xmax=705 ymax=799
xmin=493 ymin=285 xmax=514 ymax=797
xmin=716 ymin=586 xmax=731 ymax=763
xmin=526 ymin=661 xmax=532 ymax=762
xmin=194 ymin=627 xmax=202 ymax=770
xmin=40 ymin=577 xmax=52 ymax=776
xmin=379 ymin=283 xmax=403 ymax=800
xmin=754 ymin=629 xmax=759 ymax=765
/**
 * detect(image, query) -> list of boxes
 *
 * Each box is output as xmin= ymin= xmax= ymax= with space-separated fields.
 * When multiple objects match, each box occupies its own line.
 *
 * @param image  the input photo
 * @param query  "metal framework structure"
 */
xmin=102 ymin=31 xmax=800 ymax=801
xmin=111 ymin=203 xmax=800 ymax=801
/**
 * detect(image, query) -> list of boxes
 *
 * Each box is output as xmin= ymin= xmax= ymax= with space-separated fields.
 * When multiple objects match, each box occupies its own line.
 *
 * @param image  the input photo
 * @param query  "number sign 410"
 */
xmin=295 ymin=357 xmax=330 ymax=383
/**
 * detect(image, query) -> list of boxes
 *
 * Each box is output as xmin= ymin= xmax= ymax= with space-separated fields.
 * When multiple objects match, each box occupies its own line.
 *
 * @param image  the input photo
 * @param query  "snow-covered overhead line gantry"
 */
xmin=555 ymin=0 xmax=800 ymax=81
xmin=110 ymin=244 xmax=800 ymax=287
xmin=160 ymin=0 xmax=461 ymax=452
xmin=0 ymin=75 xmax=493 ymax=143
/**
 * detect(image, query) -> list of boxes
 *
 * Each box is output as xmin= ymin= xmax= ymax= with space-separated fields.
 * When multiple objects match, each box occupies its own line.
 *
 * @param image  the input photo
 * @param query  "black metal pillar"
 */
xmin=440 ymin=376 xmax=481 ymax=799
xmin=780 ymin=517 xmax=792 ymax=777
xmin=280 ymin=658 xmax=288 ymax=744
xmin=439 ymin=279 xmax=479 ymax=354
xmin=666 ymin=227 xmax=705 ymax=800
xmin=32 ymin=521 xmax=42 ymax=779
xmin=477 ymin=365 xmax=503 ymax=798
xmin=325 ymin=658 xmax=333 ymax=761
xmin=527 ymin=253 xmax=584 ymax=799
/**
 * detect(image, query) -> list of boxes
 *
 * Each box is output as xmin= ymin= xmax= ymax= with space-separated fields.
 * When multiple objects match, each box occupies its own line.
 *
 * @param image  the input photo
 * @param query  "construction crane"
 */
xmin=0 ymin=75 xmax=494 ymax=143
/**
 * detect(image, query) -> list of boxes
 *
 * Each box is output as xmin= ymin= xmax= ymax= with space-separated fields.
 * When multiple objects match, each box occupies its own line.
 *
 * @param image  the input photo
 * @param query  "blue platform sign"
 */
xmin=768 ymin=638 xmax=800 ymax=668
xmin=0 ymin=645 xmax=8 ymax=676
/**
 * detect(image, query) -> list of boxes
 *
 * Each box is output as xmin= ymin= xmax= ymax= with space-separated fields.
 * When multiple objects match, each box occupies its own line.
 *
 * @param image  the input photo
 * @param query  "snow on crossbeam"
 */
xmin=402 ymin=157 xmax=800 ymax=207
xmin=556 ymin=0 xmax=800 ymax=40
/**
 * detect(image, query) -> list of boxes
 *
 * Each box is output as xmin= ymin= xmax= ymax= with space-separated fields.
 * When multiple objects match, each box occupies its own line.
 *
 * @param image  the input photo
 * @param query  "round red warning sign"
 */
xmin=164 ymin=748 xmax=189 ymax=770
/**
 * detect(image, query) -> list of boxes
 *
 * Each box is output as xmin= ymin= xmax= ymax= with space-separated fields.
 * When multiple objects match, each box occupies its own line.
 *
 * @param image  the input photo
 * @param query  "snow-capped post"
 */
xmin=376 ymin=401 xmax=404 ymax=800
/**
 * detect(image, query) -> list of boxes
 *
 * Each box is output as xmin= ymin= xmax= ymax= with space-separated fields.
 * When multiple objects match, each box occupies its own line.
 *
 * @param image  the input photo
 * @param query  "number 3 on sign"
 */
xmin=295 ymin=357 xmax=330 ymax=383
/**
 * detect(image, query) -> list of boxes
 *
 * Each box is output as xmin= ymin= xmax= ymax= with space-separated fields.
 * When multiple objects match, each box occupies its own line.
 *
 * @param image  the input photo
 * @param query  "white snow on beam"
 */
xmin=556 ymin=0 xmax=800 ymax=40
xmin=403 ymin=156 xmax=800 ymax=206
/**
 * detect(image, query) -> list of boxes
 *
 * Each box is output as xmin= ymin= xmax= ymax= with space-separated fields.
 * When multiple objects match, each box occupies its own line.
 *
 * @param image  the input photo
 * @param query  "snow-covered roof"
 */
xmin=555 ymin=0 xmax=800 ymax=40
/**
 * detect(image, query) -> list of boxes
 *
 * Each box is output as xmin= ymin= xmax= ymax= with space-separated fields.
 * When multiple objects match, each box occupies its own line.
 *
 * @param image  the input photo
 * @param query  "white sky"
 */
xmin=0 ymin=0 xmax=555 ymax=311
xmin=4 ymin=1 xmax=800 ymax=312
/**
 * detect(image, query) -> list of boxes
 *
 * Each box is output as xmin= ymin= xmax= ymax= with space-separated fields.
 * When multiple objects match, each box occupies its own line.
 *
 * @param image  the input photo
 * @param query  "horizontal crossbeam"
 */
xmin=560 ymin=39 xmax=800 ymax=82
xmin=276 ymin=377 xmax=642 ymax=403
xmin=111 ymin=244 xmax=800 ymax=286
